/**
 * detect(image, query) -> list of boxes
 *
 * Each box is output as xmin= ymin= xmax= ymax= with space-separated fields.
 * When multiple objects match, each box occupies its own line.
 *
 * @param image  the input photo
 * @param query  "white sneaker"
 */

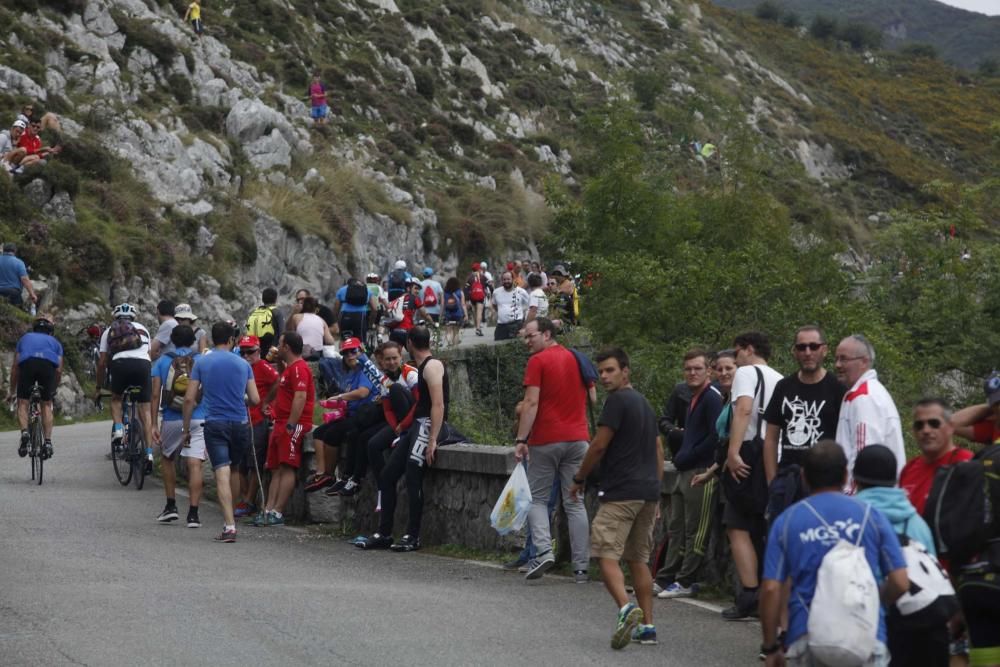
xmin=524 ymin=553 xmax=555 ymax=580
xmin=657 ymin=582 xmax=694 ymax=599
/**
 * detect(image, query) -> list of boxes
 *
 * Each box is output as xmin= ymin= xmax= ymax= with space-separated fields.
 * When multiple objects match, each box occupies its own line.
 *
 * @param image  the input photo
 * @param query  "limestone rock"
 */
xmin=24 ymin=179 xmax=53 ymax=208
xmin=225 ymin=98 xmax=296 ymax=146
xmin=0 ymin=66 xmax=47 ymax=101
xmin=42 ymin=191 xmax=77 ymax=225
xmin=245 ymin=129 xmax=292 ymax=171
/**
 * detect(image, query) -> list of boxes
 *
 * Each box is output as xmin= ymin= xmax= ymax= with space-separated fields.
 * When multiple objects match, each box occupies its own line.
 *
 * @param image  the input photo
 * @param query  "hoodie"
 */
xmin=856 ymin=486 xmax=936 ymax=556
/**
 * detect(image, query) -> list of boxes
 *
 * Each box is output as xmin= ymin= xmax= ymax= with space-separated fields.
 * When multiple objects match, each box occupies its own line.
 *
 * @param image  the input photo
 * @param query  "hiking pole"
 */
xmin=246 ymin=407 xmax=266 ymax=510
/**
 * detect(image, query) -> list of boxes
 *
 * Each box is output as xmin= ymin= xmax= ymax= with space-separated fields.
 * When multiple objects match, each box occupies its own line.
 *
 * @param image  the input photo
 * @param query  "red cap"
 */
xmin=340 ymin=337 xmax=363 ymax=352
xmin=506 ymin=261 xmax=515 ymax=270
xmin=472 ymin=262 xmax=480 ymax=270
xmin=238 ymin=335 xmax=260 ymax=349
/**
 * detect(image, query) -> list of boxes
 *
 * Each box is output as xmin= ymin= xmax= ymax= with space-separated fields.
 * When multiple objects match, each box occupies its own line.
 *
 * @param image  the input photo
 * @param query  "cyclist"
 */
xmin=94 ymin=303 xmax=154 ymax=457
xmin=8 ymin=314 xmax=63 ymax=459
xmin=331 ymin=277 xmax=378 ymax=340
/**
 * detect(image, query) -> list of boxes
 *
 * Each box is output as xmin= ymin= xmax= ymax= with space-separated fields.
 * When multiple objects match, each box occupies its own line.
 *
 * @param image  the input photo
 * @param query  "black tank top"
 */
xmin=416 ymin=356 xmax=449 ymax=422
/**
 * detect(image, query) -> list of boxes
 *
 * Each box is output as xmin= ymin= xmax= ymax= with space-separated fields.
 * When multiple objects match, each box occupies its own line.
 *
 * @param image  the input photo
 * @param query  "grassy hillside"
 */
xmin=712 ymin=0 xmax=1000 ymax=68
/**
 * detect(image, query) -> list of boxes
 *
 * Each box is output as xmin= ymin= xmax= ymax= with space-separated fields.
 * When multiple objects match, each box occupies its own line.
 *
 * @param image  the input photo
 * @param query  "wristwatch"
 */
xmin=285 ymin=423 xmax=295 ymax=432
xmin=760 ymin=642 xmax=781 ymax=656
xmin=515 ymin=437 xmax=528 ymax=444
xmin=572 ymin=476 xmax=585 ymax=485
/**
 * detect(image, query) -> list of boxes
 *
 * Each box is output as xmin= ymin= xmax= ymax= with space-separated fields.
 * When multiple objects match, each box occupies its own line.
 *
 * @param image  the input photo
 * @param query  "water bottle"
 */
xmin=29 ymin=303 xmax=36 ymax=316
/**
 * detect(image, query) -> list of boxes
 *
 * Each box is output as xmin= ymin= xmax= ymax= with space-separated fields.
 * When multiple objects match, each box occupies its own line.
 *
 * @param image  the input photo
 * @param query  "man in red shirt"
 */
xmin=513 ymin=316 xmax=590 ymax=581
xmin=951 ymin=372 xmax=1000 ymax=445
xmin=234 ymin=335 xmax=279 ymax=518
xmin=16 ymin=119 xmax=59 ymax=168
xmin=387 ymin=278 xmax=430 ymax=347
xmin=900 ymin=398 xmax=973 ymax=514
xmin=253 ymin=331 xmax=314 ymax=526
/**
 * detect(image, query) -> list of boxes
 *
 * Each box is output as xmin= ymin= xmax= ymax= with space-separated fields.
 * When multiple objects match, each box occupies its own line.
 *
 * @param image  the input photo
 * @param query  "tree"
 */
xmin=754 ymin=1 xmax=782 ymax=22
xmin=781 ymin=11 xmax=801 ymax=29
xmin=900 ymin=43 xmax=938 ymax=60
xmin=809 ymin=15 xmax=838 ymax=40
xmin=837 ymin=21 xmax=883 ymax=51
xmin=978 ymin=57 xmax=999 ymax=77
xmin=631 ymin=70 xmax=664 ymax=112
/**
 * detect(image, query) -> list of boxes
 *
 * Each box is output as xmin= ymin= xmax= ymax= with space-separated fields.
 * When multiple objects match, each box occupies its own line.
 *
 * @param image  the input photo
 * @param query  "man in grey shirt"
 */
xmin=149 ymin=300 xmax=177 ymax=361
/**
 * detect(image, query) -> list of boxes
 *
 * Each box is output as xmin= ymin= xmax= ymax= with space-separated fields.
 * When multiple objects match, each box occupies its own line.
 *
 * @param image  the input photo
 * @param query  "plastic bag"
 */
xmin=490 ymin=464 xmax=532 ymax=535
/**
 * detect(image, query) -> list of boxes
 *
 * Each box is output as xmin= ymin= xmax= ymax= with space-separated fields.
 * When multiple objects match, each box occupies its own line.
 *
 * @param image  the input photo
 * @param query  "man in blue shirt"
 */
xmin=760 ymin=441 xmax=909 ymax=666
xmin=182 ymin=322 xmax=260 ymax=543
xmin=8 ymin=315 xmax=62 ymax=459
xmin=151 ymin=324 xmax=208 ymax=528
xmin=0 ymin=242 xmax=37 ymax=307
xmin=418 ymin=267 xmax=444 ymax=323
xmin=331 ymin=277 xmax=378 ymax=340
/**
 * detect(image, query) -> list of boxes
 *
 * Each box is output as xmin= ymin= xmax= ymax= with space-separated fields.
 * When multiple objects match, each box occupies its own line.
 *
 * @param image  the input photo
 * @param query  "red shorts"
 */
xmin=266 ymin=422 xmax=308 ymax=470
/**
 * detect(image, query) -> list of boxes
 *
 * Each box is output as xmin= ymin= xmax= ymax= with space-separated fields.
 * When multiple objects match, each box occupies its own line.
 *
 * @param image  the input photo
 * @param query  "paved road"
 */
xmin=1 ymin=421 xmax=761 ymax=666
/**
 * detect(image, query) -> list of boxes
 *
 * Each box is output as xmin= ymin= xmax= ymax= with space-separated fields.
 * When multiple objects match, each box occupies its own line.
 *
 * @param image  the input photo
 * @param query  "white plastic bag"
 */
xmin=490 ymin=464 xmax=532 ymax=535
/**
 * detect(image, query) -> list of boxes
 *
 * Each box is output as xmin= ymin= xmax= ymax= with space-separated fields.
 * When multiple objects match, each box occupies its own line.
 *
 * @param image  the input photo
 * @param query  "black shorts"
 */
xmin=339 ymin=311 xmax=367 ymax=339
xmin=17 ymin=358 xmax=58 ymax=400
xmin=722 ymin=496 xmax=764 ymax=532
xmin=110 ymin=357 xmax=152 ymax=402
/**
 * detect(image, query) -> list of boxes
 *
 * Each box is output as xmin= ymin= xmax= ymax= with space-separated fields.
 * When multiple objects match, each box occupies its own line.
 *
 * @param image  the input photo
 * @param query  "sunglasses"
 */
xmin=794 ymin=342 xmax=825 ymax=351
xmin=342 ymin=348 xmax=360 ymax=356
xmin=913 ymin=418 xmax=943 ymax=430
xmin=239 ymin=348 xmax=260 ymax=356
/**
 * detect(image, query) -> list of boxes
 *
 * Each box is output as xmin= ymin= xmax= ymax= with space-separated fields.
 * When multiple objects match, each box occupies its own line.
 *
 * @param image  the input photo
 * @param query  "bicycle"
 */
xmin=26 ymin=382 xmax=44 ymax=485
xmin=76 ymin=325 xmax=101 ymax=381
xmin=112 ymin=386 xmax=149 ymax=489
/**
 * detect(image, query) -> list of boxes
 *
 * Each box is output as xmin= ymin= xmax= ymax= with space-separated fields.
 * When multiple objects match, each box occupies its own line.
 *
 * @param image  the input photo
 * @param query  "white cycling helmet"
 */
xmin=480 ymin=261 xmax=488 ymax=269
xmin=366 ymin=272 xmax=380 ymax=282
xmin=393 ymin=259 xmax=407 ymax=270
xmin=112 ymin=303 xmax=137 ymax=320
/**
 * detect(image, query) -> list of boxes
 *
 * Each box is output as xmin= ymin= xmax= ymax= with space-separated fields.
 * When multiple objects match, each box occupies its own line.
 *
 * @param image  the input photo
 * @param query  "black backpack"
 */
xmin=923 ymin=443 xmax=1000 ymax=568
xmin=387 ymin=269 xmax=407 ymax=300
xmin=345 ymin=283 xmax=369 ymax=307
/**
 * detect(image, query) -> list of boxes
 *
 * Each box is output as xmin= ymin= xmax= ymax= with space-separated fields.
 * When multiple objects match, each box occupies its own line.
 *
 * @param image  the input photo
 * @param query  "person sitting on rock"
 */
xmin=17 ymin=117 xmax=61 ymax=168
xmin=0 ymin=119 xmax=29 ymax=172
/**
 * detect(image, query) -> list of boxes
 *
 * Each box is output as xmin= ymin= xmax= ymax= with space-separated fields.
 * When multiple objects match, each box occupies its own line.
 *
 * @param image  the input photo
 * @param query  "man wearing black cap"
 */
xmin=0 ymin=243 xmax=37 ymax=307
xmin=854 ymin=445 xmax=948 ymax=667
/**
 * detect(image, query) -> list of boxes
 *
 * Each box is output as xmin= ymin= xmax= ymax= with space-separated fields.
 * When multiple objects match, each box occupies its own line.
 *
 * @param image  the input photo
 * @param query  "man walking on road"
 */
xmin=833 ymin=334 xmax=905 ymax=492
xmin=491 ymin=271 xmax=529 ymax=341
xmin=182 ymin=322 xmax=260 ymax=543
xmin=514 ymin=317 xmax=590 ymax=581
xmin=253 ymin=332 xmax=313 ymax=527
xmin=655 ymin=348 xmax=722 ymax=599
xmin=759 ymin=441 xmax=909 ymax=666
xmin=569 ymin=348 xmax=662 ymax=649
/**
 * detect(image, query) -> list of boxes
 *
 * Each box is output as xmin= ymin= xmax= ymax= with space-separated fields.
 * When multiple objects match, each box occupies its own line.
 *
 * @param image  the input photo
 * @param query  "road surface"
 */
xmin=0 ymin=421 xmax=760 ymax=666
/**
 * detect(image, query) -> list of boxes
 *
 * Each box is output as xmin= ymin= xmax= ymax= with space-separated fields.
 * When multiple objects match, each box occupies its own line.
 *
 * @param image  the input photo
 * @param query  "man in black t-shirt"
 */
xmin=762 ymin=325 xmax=845 ymax=522
xmin=570 ymin=348 xmax=663 ymax=650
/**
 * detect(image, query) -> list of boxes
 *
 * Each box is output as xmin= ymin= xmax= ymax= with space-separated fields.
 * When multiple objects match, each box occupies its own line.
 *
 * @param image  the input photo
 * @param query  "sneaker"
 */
xmin=111 ymin=424 xmax=124 ymax=446
xmin=214 ymin=528 xmax=237 ymax=543
xmin=390 ymin=534 xmax=421 ymax=552
xmin=337 ymin=479 xmax=360 ymax=497
xmin=42 ymin=440 xmax=53 ymax=460
xmin=524 ymin=552 xmax=555 ymax=580
xmin=144 ymin=458 xmax=153 ymax=475
xmin=305 ymin=473 xmax=334 ymax=493
xmin=632 ymin=624 xmax=658 ymax=645
xmin=18 ymin=431 xmax=29 ymax=457
xmin=250 ymin=511 xmax=285 ymax=527
xmin=234 ymin=501 xmax=256 ymax=518
xmin=652 ymin=582 xmax=665 ymax=596
xmin=502 ymin=556 xmax=530 ymax=571
xmin=355 ymin=533 xmax=393 ymax=550
xmin=658 ymin=582 xmax=694 ymax=599
xmin=157 ymin=504 xmax=179 ymax=523
xmin=324 ymin=478 xmax=348 ymax=496
xmin=518 ymin=561 xmax=532 ymax=573
xmin=721 ymin=590 xmax=759 ymax=621
xmin=612 ymin=602 xmax=644 ymax=650
xmin=186 ymin=509 xmax=201 ymax=528
xmin=574 ymin=570 xmax=589 ymax=584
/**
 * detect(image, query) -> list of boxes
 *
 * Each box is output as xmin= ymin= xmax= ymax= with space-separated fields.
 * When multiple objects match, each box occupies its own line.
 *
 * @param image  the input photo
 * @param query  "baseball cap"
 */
xmin=238 ymin=335 xmax=260 ymax=349
xmin=12 ymin=119 xmax=26 ymax=130
xmin=423 ymin=267 xmax=433 ymax=277
xmin=853 ymin=445 xmax=897 ymax=488
xmin=174 ymin=303 xmax=197 ymax=320
xmin=2 ymin=242 xmax=15 ymax=253
xmin=340 ymin=337 xmax=363 ymax=352
xmin=506 ymin=261 xmax=515 ymax=271
xmin=550 ymin=265 xmax=568 ymax=277
xmin=472 ymin=262 xmax=480 ymax=270
xmin=986 ymin=371 xmax=1000 ymax=407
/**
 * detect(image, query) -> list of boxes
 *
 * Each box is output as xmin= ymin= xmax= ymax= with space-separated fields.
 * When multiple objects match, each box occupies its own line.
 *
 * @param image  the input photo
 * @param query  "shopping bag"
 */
xmin=490 ymin=464 xmax=532 ymax=535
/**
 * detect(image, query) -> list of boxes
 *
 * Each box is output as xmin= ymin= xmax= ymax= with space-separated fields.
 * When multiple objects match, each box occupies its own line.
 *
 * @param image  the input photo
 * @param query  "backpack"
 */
xmin=387 ymin=269 xmax=407 ymax=300
xmin=386 ymin=297 xmax=405 ymax=325
xmin=569 ymin=348 xmax=598 ymax=388
xmin=923 ymin=443 xmax=1000 ymax=568
xmin=890 ymin=528 xmax=959 ymax=629
xmin=246 ymin=305 xmax=275 ymax=337
xmin=469 ymin=274 xmax=485 ymax=302
xmin=800 ymin=500 xmax=880 ymax=667
xmin=422 ymin=284 xmax=438 ymax=307
xmin=107 ymin=319 xmax=143 ymax=355
xmin=162 ymin=351 xmax=195 ymax=412
xmin=345 ymin=283 xmax=369 ymax=307
xmin=445 ymin=291 xmax=460 ymax=312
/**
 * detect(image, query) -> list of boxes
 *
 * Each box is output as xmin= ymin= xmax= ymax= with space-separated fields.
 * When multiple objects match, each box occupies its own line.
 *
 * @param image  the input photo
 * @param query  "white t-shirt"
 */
xmin=529 ymin=287 xmax=548 ymax=317
xmin=0 ymin=130 xmax=13 ymax=155
xmin=491 ymin=286 xmax=530 ymax=324
xmin=99 ymin=321 xmax=152 ymax=361
xmin=153 ymin=317 xmax=178 ymax=355
xmin=730 ymin=363 xmax=785 ymax=442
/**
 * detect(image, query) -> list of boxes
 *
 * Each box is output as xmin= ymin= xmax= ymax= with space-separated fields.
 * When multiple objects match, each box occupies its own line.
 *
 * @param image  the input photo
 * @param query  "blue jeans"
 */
xmin=204 ymin=420 xmax=251 ymax=471
xmin=518 ymin=462 xmax=560 ymax=562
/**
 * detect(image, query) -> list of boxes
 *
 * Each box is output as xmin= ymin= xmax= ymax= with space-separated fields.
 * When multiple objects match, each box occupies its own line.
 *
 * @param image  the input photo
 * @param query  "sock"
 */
xmin=166 ymin=497 xmax=176 ymax=507
xmin=743 ymin=586 xmax=759 ymax=594
xmin=272 ymin=510 xmax=283 ymax=518
xmin=225 ymin=524 xmax=236 ymax=531
xmin=189 ymin=505 xmax=198 ymax=511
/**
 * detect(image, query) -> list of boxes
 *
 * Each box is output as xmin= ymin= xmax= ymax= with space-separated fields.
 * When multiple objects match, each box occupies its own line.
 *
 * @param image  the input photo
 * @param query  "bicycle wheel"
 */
xmin=112 ymin=425 xmax=133 ymax=486
xmin=132 ymin=418 xmax=147 ymax=490
xmin=31 ymin=412 xmax=43 ymax=485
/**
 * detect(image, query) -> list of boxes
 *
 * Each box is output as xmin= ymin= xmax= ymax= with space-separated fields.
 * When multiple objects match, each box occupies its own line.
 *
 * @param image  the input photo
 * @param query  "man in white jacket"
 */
xmin=833 ymin=334 xmax=905 ymax=492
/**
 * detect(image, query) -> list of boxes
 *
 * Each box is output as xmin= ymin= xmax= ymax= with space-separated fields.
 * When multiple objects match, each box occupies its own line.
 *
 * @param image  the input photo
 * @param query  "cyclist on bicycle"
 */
xmin=94 ymin=303 xmax=154 ymax=453
xmin=331 ymin=277 xmax=378 ymax=341
xmin=8 ymin=314 xmax=62 ymax=459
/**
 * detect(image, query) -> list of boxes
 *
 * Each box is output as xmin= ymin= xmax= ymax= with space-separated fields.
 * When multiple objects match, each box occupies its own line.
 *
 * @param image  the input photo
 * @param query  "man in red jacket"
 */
xmin=899 ymin=397 xmax=973 ymax=515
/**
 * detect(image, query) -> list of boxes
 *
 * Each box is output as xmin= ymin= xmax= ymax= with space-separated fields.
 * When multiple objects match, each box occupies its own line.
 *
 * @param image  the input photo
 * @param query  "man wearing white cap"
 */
xmin=0 ymin=119 xmax=28 ymax=170
xmin=174 ymin=303 xmax=208 ymax=353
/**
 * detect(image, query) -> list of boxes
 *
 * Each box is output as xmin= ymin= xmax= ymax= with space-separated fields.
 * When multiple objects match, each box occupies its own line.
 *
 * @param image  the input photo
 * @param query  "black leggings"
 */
xmin=377 ymin=425 xmax=426 ymax=538
xmin=957 ymin=572 xmax=1000 ymax=659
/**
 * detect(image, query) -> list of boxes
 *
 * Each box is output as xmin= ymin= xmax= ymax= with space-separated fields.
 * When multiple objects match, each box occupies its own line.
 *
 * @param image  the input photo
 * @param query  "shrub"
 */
xmin=39 ymin=161 xmax=80 ymax=197
xmin=0 ymin=173 xmax=34 ymax=222
xmin=781 ymin=11 xmax=800 ymax=29
xmin=113 ymin=11 xmax=179 ymax=64
xmin=754 ymin=2 xmax=782 ymax=22
xmin=413 ymin=66 xmax=436 ymax=100
xmin=809 ymin=15 xmax=837 ymax=40
xmin=631 ymin=70 xmax=664 ymax=111
xmin=837 ymin=21 xmax=882 ymax=51
xmin=977 ymin=58 xmax=998 ymax=77
xmin=59 ymin=135 xmax=113 ymax=182
xmin=900 ymin=43 xmax=938 ymax=60
xmin=167 ymin=73 xmax=192 ymax=104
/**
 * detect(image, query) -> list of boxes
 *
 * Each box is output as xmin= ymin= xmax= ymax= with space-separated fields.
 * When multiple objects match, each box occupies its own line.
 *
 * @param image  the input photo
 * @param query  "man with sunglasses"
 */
xmin=763 ymin=326 xmax=845 ymax=521
xmin=899 ymin=398 xmax=973 ymax=515
xmin=233 ymin=335 xmax=280 ymax=519
xmin=834 ymin=334 xmax=905 ymax=492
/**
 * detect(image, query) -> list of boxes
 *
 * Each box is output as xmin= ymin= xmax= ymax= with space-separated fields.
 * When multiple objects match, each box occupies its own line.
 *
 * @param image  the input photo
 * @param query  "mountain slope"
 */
xmin=712 ymin=0 xmax=1000 ymax=68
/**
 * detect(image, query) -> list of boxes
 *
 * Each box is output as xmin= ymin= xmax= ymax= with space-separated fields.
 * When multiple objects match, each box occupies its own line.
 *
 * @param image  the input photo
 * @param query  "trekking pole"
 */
xmin=246 ymin=407 xmax=266 ymax=510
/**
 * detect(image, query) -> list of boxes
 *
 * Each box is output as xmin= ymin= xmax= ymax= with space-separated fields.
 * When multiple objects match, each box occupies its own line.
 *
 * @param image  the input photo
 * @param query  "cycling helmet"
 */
xmin=986 ymin=371 xmax=1000 ymax=407
xmin=32 ymin=315 xmax=54 ymax=334
xmin=393 ymin=259 xmax=407 ymax=270
xmin=112 ymin=303 xmax=137 ymax=320
xmin=366 ymin=272 xmax=380 ymax=283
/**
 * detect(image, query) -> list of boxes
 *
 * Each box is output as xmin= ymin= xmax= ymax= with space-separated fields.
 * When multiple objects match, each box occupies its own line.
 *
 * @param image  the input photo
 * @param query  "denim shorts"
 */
xmin=204 ymin=420 xmax=251 ymax=471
